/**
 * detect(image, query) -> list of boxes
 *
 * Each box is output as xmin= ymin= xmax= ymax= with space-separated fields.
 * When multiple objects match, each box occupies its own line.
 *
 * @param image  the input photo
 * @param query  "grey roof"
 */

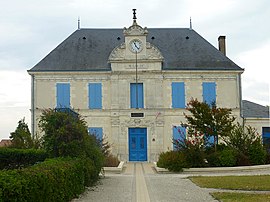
xmin=28 ymin=28 xmax=243 ymax=72
xmin=242 ymin=100 xmax=270 ymax=118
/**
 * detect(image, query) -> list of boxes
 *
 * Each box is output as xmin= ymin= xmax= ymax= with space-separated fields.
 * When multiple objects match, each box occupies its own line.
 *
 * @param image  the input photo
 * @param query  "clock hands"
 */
xmin=134 ymin=42 xmax=139 ymax=50
xmin=133 ymin=42 xmax=139 ymax=50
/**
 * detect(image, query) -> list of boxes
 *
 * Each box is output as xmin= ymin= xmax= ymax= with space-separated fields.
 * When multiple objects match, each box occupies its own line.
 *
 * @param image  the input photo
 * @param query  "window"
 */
xmin=203 ymin=82 xmax=216 ymax=106
xmin=172 ymin=126 xmax=186 ymax=150
xmin=56 ymin=83 xmax=70 ymax=108
xmin=172 ymin=82 xmax=185 ymax=108
xmin=130 ymin=83 xmax=144 ymax=108
xmin=88 ymin=83 xmax=102 ymax=109
xmin=88 ymin=127 xmax=103 ymax=140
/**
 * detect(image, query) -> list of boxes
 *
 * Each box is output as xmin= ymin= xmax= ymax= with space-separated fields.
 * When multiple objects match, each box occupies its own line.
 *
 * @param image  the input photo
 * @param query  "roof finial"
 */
xmin=189 ymin=17 xmax=192 ymax=30
xmin=78 ymin=17 xmax=80 ymax=30
xmin=132 ymin=9 xmax=137 ymax=25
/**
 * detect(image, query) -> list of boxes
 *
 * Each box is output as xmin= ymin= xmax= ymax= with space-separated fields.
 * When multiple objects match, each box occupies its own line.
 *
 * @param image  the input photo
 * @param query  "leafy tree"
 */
xmin=39 ymin=109 xmax=99 ymax=158
xmin=184 ymin=99 xmax=235 ymax=150
xmin=10 ymin=118 xmax=33 ymax=149
xmin=224 ymin=123 xmax=266 ymax=165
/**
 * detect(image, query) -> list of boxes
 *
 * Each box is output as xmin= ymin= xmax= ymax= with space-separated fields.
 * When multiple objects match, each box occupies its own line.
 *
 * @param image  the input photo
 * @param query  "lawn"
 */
xmin=191 ymin=175 xmax=270 ymax=191
xmin=211 ymin=192 xmax=270 ymax=202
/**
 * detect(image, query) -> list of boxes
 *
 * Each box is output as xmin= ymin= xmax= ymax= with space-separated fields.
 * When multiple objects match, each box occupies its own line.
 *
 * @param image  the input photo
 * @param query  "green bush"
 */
xmin=248 ymin=140 xmax=267 ymax=165
xmin=206 ymin=152 xmax=221 ymax=167
xmin=219 ymin=149 xmax=237 ymax=167
xmin=157 ymin=151 xmax=187 ymax=172
xmin=184 ymin=146 xmax=206 ymax=168
xmin=206 ymin=146 xmax=237 ymax=167
xmin=0 ymin=148 xmax=48 ymax=169
xmin=236 ymin=152 xmax=250 ymax=166
xmin=0 ymin=158 xmax=98 ymax=202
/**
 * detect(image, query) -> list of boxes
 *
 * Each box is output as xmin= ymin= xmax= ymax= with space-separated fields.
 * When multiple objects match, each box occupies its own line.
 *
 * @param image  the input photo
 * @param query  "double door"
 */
xmin=129 ymin=128 xmax=147 ymax=161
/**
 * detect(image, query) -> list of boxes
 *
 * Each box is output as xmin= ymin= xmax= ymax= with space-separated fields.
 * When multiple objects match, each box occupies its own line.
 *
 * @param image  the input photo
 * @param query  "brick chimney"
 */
xmin=218 ymin=36 xmax=226 ymax=56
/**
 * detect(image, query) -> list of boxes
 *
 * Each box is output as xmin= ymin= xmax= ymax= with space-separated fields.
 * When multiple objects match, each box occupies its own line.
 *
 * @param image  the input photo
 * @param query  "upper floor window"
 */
xmin=88 ymin=83 xmax=102 ymax=109
xmin=172 ymin=82 xmax=185 ymax=108
xmin=202 ymin=82 xmax=216 ymax=106
xmin=130 ymin=83 xmax=144 ymax=108
xmin=56 ymin=83 xmax=70 ymax=108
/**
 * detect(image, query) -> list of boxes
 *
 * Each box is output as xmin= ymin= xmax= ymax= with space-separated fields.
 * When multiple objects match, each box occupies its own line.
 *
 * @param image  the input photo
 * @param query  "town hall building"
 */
xmin=28 ymin=11 xmax=269 ymax=161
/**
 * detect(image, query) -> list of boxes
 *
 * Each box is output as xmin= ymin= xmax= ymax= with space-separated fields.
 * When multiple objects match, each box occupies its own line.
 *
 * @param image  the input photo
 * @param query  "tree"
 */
xmin=184 ymin=99 xmax=235 ymax=150
xmin=224 ymin=123 xmax=266 ymax=165
xmin=39 ymin=109 xmax=88 ymax=157
xmin=38 ymin=108 xmax=104 ymax=170
xmin=10 ymin=118 xmax=33 ymax=149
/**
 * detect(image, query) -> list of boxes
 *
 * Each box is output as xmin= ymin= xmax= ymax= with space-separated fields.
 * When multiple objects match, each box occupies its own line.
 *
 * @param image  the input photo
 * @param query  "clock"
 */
xmin=130 ymin=39 xmax=143 ymax=53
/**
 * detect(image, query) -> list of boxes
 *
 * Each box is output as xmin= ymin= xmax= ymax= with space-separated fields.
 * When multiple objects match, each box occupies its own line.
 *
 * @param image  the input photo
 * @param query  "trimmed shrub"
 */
xmin=0 ymin=158 xmax=98 ymax=202
xmin=157 ymin=151 xmax=187 ymax=172
xmin=0 ymin=148 xmax=48 ymax=169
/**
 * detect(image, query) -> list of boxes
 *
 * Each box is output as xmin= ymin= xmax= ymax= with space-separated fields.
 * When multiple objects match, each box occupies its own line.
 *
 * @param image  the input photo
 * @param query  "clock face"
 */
xmin=130 ymin=39 xmax=143 ymax=53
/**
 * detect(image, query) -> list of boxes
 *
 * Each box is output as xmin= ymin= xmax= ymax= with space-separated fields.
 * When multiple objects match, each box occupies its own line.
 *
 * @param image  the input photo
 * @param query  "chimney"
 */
xmin=218 ymin=36 xmax=226 ymax=56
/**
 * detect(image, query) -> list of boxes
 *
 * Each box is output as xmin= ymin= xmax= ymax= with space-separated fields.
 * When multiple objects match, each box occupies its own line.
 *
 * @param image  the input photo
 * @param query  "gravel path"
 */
xmin=72 ymin=163 xmax=218 ymax=202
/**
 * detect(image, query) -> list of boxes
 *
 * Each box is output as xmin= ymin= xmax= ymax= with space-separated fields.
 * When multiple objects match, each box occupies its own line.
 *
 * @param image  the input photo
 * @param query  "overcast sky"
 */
xmin=0 ymin=0 xmax=269 ymax=140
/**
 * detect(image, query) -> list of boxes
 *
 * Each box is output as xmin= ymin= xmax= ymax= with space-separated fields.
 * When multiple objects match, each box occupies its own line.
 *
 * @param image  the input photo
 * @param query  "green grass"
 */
xmin=191 ymin=175 xmax=270 ymax=191
xmin=211 ymin=192 xmax=270 ymax=202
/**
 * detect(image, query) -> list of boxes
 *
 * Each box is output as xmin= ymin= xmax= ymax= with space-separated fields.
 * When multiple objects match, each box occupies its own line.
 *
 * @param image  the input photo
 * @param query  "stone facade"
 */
xmin=28 ymin=19 xmax=247 ymax=162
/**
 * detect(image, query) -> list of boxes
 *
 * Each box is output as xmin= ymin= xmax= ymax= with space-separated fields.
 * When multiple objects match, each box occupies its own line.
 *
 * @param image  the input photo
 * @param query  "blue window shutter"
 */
xmin=130 ymin=84 xmax=136 ymax=108
xmin=130 ymin=83 xmax=144 ymax=108
xmin=204 ymin=135 xmax=215 ymax=147
xmin=203 ymin=82 xmax=216 ymax=105
xmin=173 ymin=126 xmax=186 ymax=150
xmin=88 ymin=127 xmax=103 ymax=140
xmin=89 ymin=83 xmax=102 ymax=109
xmin=262 ymin=127 xmax=270 ymax=147
xmin=172 ymin=82 xmax=185 ymax=108
xmin=56 ymin=83 xmax=70 ymax=108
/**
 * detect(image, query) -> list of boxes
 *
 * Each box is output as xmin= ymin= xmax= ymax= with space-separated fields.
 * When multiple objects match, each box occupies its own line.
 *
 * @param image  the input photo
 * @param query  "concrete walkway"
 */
xmin=72 ymin=163 xmax=217 ymax=202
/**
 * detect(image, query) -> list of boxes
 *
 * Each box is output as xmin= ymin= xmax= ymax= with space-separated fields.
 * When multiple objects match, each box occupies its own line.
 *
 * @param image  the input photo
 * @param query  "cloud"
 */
xmin=0 ymin=71 xmax=31 ymax=139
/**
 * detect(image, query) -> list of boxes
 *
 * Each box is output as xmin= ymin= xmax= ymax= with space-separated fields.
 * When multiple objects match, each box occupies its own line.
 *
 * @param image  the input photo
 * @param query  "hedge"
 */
xmin=0 ymin=157 xmax=99 ymax=202
xmin=0 ymin=148 xmax=48 ymax=169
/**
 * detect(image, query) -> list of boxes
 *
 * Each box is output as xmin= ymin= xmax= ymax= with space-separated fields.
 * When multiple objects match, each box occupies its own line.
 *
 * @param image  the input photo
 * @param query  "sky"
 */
xmin=0 ymin=0 xmax=269 ymax=140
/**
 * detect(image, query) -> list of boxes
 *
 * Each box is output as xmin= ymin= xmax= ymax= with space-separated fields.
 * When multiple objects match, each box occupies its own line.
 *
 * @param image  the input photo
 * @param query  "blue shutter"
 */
xmin=56 ymin=83 xmax=70 ymax=108
xmin=89 ymin=83 xmax=102 ymax=109
xmin=172 ymin=82 xmax=185 ymax=108
xmin=173 ymin=126 xmax=186 ymax=150
xmin=203 ymin=82 xmax=216 ymax=106
xmin=262 ymin=127 xmax=270 ymax=149
xmin=130 ymin=83 xmax=144 ymax=108
xmin=88 ymin=127 xmax=103 ymax=140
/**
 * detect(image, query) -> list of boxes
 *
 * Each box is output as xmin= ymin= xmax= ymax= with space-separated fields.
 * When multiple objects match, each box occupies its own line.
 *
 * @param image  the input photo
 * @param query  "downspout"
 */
xmin=31 ymin=74 xmax=35 ymax=137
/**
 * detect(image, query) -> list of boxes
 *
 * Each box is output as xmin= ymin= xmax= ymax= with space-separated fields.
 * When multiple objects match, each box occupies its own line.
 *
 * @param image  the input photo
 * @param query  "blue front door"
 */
xmin=129 ymin=128 xmax=147 ymax=161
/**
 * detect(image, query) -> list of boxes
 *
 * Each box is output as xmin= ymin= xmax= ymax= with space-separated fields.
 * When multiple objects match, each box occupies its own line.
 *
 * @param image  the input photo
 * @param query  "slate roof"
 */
xmin=242 ymin=100 xmax=270 ymax=118
xmin=28 ymin=28 xmax=243 ymax=72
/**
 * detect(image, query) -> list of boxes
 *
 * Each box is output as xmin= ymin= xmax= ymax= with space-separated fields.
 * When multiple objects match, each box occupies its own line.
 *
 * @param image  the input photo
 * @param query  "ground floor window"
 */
xmin=88 ymin=127 xmax=103 ymax=140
